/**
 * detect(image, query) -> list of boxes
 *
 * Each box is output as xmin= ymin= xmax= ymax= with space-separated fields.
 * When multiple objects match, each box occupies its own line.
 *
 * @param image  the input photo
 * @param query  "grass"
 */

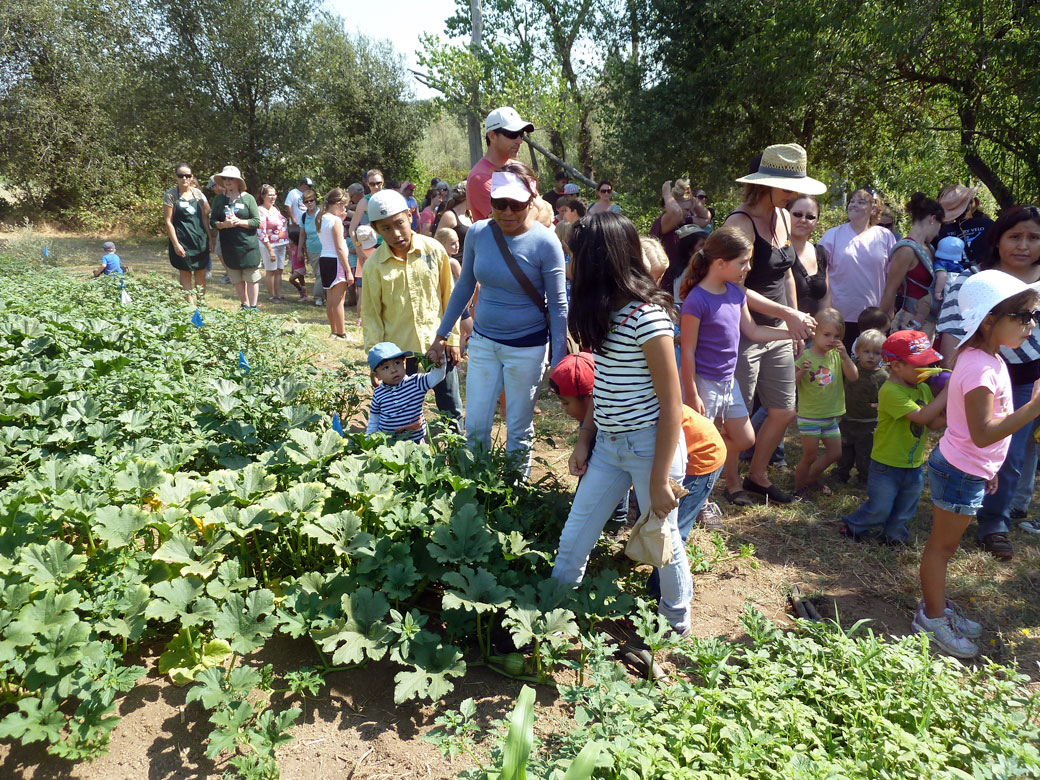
xmin=2 ymin=224 xmax=1038 ymax=682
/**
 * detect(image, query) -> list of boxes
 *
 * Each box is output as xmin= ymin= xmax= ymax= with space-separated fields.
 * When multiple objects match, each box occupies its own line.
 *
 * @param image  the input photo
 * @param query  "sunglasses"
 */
xmin=177 ymin=173 xmax=193 ymax=178
xmin=1006 ymin=310 xmax=1040 ymax=326
xmin=599 ymin=188 xmax=612 ymax=194
xmin=367 ymin=180 xmax=383 ymax=187
xmin=303 ymin=199 xmax=316 ymax=204
xmin=495 ymin=128 xmax=524 ymax=140
xmin=694 ymin=194 xmax=707 ymax=201
xmin=490 ymin=198 xmax=531 ymax=212
xmin=790 ymin=211 xmax=818 ymax=221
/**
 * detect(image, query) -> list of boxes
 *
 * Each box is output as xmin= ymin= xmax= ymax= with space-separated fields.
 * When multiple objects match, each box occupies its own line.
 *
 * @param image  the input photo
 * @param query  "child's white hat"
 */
xmin=355 ymin=225 xmax=378 ymax=250
xmin=957 ymin=269 xmax=1040 ymax=347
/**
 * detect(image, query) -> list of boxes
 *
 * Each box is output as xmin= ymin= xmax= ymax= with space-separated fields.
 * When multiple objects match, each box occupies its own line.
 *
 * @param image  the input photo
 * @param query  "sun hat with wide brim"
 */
xmin=956 ymin=269 xmax=1040 ymax=348
xmin=939 ymin=184 xmax=979 ymax=222
xmin=735 ymin=143 xmax=827 ymax=195
xmin=214 ymin=165 xmax=246 ymax=188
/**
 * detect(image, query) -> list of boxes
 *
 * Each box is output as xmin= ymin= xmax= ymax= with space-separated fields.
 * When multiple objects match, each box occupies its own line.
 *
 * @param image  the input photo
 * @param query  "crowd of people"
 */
xmin=146 ymin=107 xmax=1040 ymax=661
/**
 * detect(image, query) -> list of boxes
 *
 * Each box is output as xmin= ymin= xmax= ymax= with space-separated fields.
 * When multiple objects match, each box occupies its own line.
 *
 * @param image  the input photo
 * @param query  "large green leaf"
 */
xmin=393 ymin=634 xmax=465 ymax=704
xmin=299 ymin=511 xmax=370 ymax=558
xmin=212 ymin=590 xmax=278 ymax=653
xmin=92 ymin=505 xmax=150 ymax=549
xmin=152 ymin=533 xmax=231 ymax=579
xmin=441 ymin=567 xmax=512 ymax=615
xmin=316 ymin=588 xmax=391 ymax=665
xmin=283 ymin=429 xmax=344 ymax=465
xmin=426 ymin=503 xmax=497 ymax=564
xmin=14 ymin=540 xmax=87 ymax=588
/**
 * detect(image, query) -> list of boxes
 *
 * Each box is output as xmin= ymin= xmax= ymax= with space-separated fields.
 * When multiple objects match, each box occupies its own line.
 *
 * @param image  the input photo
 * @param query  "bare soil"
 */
xmin=1 ymin=230 xmax=1038 ymax=779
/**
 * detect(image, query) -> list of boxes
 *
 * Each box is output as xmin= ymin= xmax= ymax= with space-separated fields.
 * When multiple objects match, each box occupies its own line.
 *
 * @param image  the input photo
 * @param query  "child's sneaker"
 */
xmin=1018 ymin=519 xmax=1040 ymax=535
xmin=698 ymin=502 xmax=723 ymax=530
xmin=911 ymin=606 xmax=979 ymax=658
xmin=919 ymin=599 xmax=982 ymax=639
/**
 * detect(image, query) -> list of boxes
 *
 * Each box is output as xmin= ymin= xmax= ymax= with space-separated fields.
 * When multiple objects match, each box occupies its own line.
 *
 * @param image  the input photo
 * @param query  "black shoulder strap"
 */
xmin=729 ymin=210 xmax=763 ymax=241
xmin=489 ymin=221 xmax=547 ymax=314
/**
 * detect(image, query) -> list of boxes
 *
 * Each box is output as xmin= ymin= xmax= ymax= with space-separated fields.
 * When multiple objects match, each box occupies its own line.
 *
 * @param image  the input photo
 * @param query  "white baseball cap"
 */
xmin=489 ymin=172 xmax=534 ymax=203
xmin=957 ymin=269 xmax=1040 ymax=348
xmin=367 ymin=190 xmax=409 ymax=223
xmin=485 ymin=106 xmax=534 ymax=135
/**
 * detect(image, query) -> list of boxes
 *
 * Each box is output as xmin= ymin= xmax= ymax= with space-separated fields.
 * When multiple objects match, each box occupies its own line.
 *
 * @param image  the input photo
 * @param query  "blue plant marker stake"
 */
xmin=191 ymin=309 xmax=204 ymax=328
xmin=43 ymin=247 xmax=49 ymax=258
xmin=238 ymin=351 xmax=251 ymax=373
xmin=332 ymin=411 xmax=344 ymax=436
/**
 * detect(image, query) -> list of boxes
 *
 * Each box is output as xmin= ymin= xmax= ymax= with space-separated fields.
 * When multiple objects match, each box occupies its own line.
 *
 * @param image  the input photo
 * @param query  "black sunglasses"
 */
xmin=177 ymin=173 xmax=193 ymax=178
xmin=496 ymin=128 xmax=524 ymax=140
xmin=599 ymin=188 xmax=612 ymax=193
xmin=490 ymin=197 xmax=530 ymax=212
xmin=1006 ymin=310 xmax=1040 ymax=326
xmin=790 ymin=211 xmax=818 ymax=221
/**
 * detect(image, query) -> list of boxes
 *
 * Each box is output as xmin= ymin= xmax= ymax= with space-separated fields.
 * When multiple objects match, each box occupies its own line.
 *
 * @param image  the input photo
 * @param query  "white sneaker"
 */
xmin=944 ymin=600 xmax=982 ymax=639
xmin=911 ymin=607 xmax=979 ymax=659
xmin=314 ymin=298 xmax=323 ymax=306
xmin=1018 ymin=519 xmax=1040 ymax=535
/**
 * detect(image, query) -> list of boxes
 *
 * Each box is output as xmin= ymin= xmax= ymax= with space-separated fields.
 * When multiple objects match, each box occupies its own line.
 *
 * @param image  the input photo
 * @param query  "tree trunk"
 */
xmin=549 ymin=128 xmax=566 ymax=163
xmin=467 ymin=0 xmax=484 ymax=167
xmin=960 ymin=105 xmax=1014 ymax=209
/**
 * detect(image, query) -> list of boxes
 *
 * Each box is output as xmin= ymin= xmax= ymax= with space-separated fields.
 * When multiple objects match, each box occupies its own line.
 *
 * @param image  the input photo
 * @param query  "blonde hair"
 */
xmin=671 ymin=178 xmax=691 ymax=201
xmin=640 ymin=236 xmax=668 ymax=282
xmin=435 ymin=227 xmax=458 ymax=250
xmin=815 ymin=307 xmax=846 ymax=337
xmin=854 ymin=328 xmax=885 ymax=352
xmin=555 ymin=220 xmax=574 ymax=255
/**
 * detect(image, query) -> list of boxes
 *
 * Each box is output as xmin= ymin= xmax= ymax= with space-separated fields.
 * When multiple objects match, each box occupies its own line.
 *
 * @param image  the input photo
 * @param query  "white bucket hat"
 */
xmin=214 ymin=165 xmax=245 ymax=187
xmin=355 ymin=225 xmax=379 ymax=250
xmin=735 ymin=143 xmax=827 ymax=195
xmin=489 ymin=171 xmax=534 ymax=203
xmin=957 ymin=269 xmax=1040 ymax=348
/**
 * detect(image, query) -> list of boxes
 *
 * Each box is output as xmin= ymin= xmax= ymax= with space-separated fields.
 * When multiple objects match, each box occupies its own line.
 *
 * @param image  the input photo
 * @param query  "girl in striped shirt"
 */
xmin=551 ymin=212 xmax=694 ymax=636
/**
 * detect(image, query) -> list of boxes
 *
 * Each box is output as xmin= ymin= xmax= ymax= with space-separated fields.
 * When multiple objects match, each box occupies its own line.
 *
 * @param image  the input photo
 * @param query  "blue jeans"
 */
xmin=975 ymin=382 xmax=1033 ymax=537
xmin=842 ymin=459 xmax=924 ymax=542
xmin=647 ymin=466 xmax=722 ymax=600
xmin=464 ymin=331 xmax=547 ymax=480
xmin=1011 ymin=417 xmax=1038 ymax=513
xmin=552 ymin=424 xmax=692 ymax=632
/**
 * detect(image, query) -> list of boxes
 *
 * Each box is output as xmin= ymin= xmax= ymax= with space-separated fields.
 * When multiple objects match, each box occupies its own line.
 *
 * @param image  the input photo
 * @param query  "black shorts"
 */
xmin=319 ymin=256 xmax=344 ymax=289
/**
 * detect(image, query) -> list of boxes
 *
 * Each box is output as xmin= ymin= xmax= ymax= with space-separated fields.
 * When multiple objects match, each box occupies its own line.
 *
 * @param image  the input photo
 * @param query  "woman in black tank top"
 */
xmin=720 ymin=144 xmax=826 ymax=506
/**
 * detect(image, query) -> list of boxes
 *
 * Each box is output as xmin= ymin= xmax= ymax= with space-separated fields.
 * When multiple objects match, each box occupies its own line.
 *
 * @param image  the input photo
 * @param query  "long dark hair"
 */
xmin=678 ymin=227 xmax=752 ymax=299
xmin=982 ymin=205 xmax=1040 ymax=270
xmin=568 ymin=212 xmax=676 ymax=352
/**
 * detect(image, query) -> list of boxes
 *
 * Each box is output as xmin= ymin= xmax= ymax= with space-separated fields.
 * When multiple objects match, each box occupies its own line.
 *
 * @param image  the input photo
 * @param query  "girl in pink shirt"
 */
xmin=915 ymin=270 xmax=1040 ymax=659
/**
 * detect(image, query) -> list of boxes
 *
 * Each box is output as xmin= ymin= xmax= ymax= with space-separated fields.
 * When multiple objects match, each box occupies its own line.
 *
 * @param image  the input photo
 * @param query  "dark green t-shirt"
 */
xmin=210 ymin=193 xmax=261 ymax=269
xmin=844 ymin=365 xmax=889 ymax=422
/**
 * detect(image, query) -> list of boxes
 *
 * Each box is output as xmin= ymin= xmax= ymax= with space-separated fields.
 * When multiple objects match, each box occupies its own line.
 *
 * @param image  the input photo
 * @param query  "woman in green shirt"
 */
xmin=209 ymin=165 xmax=262 ymax=309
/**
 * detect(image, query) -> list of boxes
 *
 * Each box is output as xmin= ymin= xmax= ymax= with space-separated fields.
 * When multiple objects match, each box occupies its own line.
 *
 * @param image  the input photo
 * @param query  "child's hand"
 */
xmin=691 ymin=394 xmax=706 ymax=417
xmin=649 ymin=478 xmax=679 ymax=519
xmin=985 ymin=475 xmax=998 ymax=495
xmin=801 ymin=358 xmax=812 ymax=372
xmin=569 ymin=441 xmax=590 ymax=477
xmin=835 ymin=340 xmax=849 ymax=358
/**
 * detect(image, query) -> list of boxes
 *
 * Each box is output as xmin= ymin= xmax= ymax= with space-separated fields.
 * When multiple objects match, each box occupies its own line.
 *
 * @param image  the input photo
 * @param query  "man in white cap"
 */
xmin=361 ymin=189 xmax=463 ymax=429
xmin=467 ymin=107 xmax=534 ymax=222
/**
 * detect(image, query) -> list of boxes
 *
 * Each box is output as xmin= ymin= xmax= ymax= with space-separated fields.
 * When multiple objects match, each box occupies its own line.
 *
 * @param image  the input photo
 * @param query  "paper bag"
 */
xmin=624 ymin=479 xmax=687 ymax=568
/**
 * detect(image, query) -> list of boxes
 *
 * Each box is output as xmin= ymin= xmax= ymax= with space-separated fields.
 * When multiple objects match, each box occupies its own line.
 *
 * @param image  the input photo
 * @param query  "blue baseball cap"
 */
xmin=368 ymin=342 xmax=412 ymax=371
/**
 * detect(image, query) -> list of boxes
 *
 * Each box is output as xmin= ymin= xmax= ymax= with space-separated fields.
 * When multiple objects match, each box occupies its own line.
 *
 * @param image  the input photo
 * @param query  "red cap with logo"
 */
xmin=881 ymin=330 xmax=943 ymax=366
xmin=549 ymin=352 xmax=595 ymax=397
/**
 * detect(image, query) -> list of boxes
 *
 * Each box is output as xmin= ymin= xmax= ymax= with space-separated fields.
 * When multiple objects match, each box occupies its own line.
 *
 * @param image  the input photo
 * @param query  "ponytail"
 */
xmin=679 ymin=249 xmax=712 ymax=299
xmin=678 ymin=226 xmax=753 ymax=299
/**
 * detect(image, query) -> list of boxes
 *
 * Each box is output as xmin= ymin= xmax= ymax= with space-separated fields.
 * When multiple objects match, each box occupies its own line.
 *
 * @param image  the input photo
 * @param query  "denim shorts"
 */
xmin=695 ymin=374 xmax=748 ymax=421
xmin=928 ymin=446 xmax=987 ymax=516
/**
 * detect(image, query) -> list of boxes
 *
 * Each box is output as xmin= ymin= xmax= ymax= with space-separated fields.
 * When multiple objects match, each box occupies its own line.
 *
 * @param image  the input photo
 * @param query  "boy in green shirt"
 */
xmin=794 ymin=309 xmax=859 ymax=497
xmin=840 ymin=330 xmax=948 ymax=543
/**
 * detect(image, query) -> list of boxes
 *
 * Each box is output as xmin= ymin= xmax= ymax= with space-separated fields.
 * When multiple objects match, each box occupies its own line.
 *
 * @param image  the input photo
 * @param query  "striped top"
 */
xmin=936 ymin=270 xmax=1040 ymax=364
xmin=593 ymin=302 xmax=674 ymax=433
xmin=367 ymin=364 xmax=446 ymax=442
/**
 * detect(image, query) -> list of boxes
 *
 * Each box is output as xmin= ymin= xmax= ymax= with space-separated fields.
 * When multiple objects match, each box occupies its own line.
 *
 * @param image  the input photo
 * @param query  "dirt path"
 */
xmin=1 ymin=229 xmax=1038 ymax=779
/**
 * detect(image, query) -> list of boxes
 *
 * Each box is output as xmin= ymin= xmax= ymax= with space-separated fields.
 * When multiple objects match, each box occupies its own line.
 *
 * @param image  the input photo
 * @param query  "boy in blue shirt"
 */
xmin=93 ymin=241 xmax=125 ymax=276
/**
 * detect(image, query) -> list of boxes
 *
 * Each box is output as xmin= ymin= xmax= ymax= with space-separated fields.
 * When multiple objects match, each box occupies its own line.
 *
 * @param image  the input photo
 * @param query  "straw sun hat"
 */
xmin=735 ymin=143 xmax=827 ymax=195
xmin=214 ymin=165 xmax=246 ymax=188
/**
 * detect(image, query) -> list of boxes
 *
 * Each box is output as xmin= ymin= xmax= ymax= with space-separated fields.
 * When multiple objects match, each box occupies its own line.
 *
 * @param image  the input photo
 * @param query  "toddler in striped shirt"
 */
xmin=366 ymin=342 xmax=447 ymax=442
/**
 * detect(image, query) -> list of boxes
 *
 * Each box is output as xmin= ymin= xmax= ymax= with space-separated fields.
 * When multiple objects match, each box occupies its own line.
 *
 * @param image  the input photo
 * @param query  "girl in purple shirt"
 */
xmin=678 ymin=227 xmax=792 ymax=504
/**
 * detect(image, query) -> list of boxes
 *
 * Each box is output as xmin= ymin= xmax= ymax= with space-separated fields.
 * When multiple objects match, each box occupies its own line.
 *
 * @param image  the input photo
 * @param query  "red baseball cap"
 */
xmin=881 ymin=330 xmax=942 ymax=366
xmin=549 ymin=352 xmax=594 ymax=396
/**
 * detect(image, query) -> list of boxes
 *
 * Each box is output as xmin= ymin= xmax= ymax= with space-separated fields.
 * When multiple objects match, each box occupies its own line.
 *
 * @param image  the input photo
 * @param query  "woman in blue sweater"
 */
xmin=428 ymin=165 xmax=568 ymax=479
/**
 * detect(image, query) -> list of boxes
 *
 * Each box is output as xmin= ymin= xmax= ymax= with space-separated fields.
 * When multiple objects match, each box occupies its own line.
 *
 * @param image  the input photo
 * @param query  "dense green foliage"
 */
xmin=0 ymin=253 xmax=638 ymax=777
xmin=0 ymin=0 xmax=425 ymax=224
xmin=434 ymin=606 xmax=1040 ymax=779
xmin=421 ymin=0 xmax=1040 ymax=209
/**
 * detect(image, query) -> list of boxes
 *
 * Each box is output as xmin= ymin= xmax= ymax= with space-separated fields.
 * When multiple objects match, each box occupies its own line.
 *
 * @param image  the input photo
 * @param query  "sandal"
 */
xmin=742 ymin=476 xmax=793 ymax=504
xmin=723 ymin=489 xmax=754 ymax=507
